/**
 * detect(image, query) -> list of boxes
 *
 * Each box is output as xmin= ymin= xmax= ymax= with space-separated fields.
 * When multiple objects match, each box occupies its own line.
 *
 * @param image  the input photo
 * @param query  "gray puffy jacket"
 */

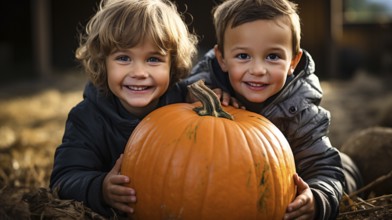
xmin=180 ymin=49 xmax=345 ymax=219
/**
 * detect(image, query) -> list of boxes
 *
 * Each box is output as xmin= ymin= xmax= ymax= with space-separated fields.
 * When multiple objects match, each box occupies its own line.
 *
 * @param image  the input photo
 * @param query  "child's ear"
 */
xmin=289 ymin=49 xmax=303 ymax=75
xmin=214 ymin=45 xmax=228 ymax=72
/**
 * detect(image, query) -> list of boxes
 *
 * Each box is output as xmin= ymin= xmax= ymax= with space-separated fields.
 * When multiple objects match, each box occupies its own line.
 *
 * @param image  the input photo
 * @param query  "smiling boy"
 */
xmin=182 ymin=0 xmax=346 ymax=219
xmin=50 ymin=0 xmax=198 ymax=217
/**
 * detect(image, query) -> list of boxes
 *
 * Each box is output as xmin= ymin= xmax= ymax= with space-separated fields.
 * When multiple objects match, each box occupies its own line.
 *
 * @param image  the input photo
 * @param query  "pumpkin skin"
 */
xmin=121 ymin=82 xmax=296 ymax=220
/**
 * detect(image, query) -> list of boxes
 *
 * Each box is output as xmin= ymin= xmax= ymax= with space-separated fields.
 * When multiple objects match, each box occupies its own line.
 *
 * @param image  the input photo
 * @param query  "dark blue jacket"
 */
xmin=49 ymin=82 xmax=184 ymax=217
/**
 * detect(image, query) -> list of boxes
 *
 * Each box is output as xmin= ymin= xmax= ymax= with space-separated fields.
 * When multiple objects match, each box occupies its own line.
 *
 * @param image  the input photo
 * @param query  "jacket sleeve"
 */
xmin=181 ymin=61 xmax=216 ymax=88
xmin=180 ymin=49 xmax=233 ymax=93
xmin=280 ymin=101 xmax=344 ymax=220
xmin=49 ymin=107 xmax=114 ymax=217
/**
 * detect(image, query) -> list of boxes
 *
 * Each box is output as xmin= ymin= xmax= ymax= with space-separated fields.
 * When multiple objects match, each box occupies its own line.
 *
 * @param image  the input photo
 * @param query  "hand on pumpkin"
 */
xmin=283 ymin=173 xmax=315 ymax=220
xmin=212 ymin=88 xmax=245 ymax=109
xmin=187 ymin=86 xmax=244 ymax=109
xmin=102 ymin=154 xmax=137 ymax=214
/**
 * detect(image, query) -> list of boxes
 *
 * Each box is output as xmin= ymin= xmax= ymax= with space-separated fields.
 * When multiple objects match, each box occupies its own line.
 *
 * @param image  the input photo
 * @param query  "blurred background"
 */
xmin=1 ymin=0 xmax=391 ymax=81
xmin=0 ymin=0 xmax=392 ymax=193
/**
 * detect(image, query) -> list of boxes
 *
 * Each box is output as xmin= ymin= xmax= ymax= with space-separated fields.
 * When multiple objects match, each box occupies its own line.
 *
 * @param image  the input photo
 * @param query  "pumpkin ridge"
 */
xmin=272 ymin=125 xmax=296 ymax=204
xmin=136 ymin=115 xmax=172 ymax=216
xmin=226 ymin=118 xmax=254 ymax=183
xmin=240 ymin=119 xmax=273 ymax=216
xmin=201 ymin=117 xmax=219 ymax=218
xmin=133 ymin=109 xmax=172 ymax=216
xmin=160 ymin=116 xmax=198 ymax=218
xmin=266 ymin=128 xmax=286 ymax=212
xmin=262 ymin=123 xmax=289 ymax=216
xmin=263 ymin=123 xmax=294 ymax=211
xmin=154 ymin=129 xmax=175 ymax=218
xmin=274 ymin=129 xmax=294 ymax=208
xmin=233 ymin=120 xmax=262 ymax=218
xmin=182 ymin=117 xmax=207 ymax=218
xmin=123 ymin=122 xmax=156 ymax=185
xmin=243 ymin=118 xmax=275 ymax=215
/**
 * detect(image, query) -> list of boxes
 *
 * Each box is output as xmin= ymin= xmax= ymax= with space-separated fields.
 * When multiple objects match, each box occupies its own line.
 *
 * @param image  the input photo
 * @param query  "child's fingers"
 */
xmin=110 ymin=174 xmax=130 ymax=185
xmin=112 ymin=193 xmax=137 ymax=203
xmin=111 ymin=154 xmax=123 ymax=175
xmin=230 ymin=97 xmax=246 ymax=109
xmin=112 ymin=201 xmax=134 ymax=214
xmin=220 ymin=91 xmax=231 ymax=106
xmin=110 ymin=184 xmax=135 ymax=195
xmin=108 ymin=154 xmax=130 ymax=185
xmin=294 ymin=173 xmax=309 ymax=192
xmin=212 ymin=88 xmax=230 ymax=106
xmin=212 ymin=89 xmax=239 ymax=107
xmin=287 ymin=195 xmax=305 ymax=212
xmin=212 ymin=88 xmax=223 ymax=99
xmin=285 ymin=194 xmax=313 ymax=220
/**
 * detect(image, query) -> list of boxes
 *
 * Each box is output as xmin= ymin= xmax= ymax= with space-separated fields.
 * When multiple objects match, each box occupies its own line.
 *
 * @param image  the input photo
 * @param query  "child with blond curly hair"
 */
xmin=50 ymin=0 xmax=198 ymax=217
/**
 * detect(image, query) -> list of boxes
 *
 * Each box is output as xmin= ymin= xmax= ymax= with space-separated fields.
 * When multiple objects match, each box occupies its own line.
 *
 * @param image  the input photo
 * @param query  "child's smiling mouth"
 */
xmin=246 ymin=82 xmax=268 ymax=88
xmin=125 ymin=85 xmax=150 ymax=91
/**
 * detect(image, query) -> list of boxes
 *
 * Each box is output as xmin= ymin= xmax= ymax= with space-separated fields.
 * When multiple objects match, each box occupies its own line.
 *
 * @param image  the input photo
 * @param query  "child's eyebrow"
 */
xmin=267 ymin=46 xmax=285 ymax=51
xmin=266 ymin=46 xmax=288 ymax=53
xmin=147 ymin=50 xmax=168 ymax=57
xmin=111 ymin=48 xmax=128 ymax=54
xmin=230 ymin=46 xmax=250 ymax=52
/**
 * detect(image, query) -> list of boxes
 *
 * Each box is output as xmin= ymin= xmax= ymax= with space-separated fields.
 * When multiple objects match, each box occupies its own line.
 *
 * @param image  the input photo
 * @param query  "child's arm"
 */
xmin=102 ymin=154 xmax=136 ymax=214
xmin=287 ymin=111 xmax=344 ymax=220
xmin=50 ymin=104 xmax=134 ymax=217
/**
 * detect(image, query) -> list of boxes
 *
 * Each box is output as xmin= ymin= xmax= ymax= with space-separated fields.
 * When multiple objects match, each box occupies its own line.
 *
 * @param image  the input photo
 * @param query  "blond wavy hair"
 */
xmin=76 ymin=0 xmax=198 ymax=93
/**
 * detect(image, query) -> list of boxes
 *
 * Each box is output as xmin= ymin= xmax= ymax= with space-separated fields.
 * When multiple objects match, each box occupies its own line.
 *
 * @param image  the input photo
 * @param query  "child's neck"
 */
xmin=133 ymin=103 xmax=159 ymax=118
xmin=118 ymin=98 xmax=159 ymax=119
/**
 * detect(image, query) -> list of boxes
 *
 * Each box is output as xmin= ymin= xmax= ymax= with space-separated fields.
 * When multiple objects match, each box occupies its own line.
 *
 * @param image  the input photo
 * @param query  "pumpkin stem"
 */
xmin=187 ymin=80 xmax=234 ymax=120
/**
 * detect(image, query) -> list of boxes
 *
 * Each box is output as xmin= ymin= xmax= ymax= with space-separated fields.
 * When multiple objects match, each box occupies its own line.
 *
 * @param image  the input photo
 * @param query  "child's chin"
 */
xmin=246 ymin=96 xmax=268 ymax=103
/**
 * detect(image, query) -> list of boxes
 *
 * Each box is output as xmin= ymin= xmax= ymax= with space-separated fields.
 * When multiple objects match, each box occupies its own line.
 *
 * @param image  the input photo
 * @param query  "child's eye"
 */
xmin=116 ymin=55 xmax=130 ymax=62
xmin=147 ymin=57 xmax=161 ymax=63
xmin=266 ymin=54 xmax=280 ymax=61
xmin=235 ymin=53 xmax=250 ymax=60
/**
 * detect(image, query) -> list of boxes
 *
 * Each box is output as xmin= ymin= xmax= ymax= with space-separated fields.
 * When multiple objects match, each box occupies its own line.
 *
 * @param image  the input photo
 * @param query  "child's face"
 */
xmin=215 ymin=18 xmax=302 ymax=104
xmin=106 ymin=39 xmax=171 ymax=116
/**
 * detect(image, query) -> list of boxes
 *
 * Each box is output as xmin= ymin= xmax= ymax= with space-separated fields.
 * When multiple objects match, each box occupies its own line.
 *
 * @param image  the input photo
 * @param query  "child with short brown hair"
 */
xmin=183 ymin=0 xmax=348 ymax=219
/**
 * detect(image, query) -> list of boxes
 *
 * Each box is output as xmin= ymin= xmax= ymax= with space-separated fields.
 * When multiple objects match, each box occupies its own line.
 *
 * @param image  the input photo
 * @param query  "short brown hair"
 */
xmin=213 ymin=0 xmax=301 ymax=57
xmin=76 ymin=0 xmax=198 ymax=93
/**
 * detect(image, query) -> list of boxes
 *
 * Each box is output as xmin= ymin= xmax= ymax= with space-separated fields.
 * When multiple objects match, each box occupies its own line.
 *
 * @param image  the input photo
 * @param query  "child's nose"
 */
xmin=130 ymin=63 xmax=148 ymax=78
xmin=250 ymin=61 xmax=267 ymax=75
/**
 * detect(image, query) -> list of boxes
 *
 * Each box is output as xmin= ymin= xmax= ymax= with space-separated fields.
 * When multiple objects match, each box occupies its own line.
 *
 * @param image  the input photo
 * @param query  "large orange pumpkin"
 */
xmin=121 ymin=80 xmax=296 ymax=220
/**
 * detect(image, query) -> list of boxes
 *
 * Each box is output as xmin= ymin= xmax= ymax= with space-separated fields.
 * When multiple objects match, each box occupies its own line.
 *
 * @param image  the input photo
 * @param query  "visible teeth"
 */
xmin=248 ymin=82 xmax=264 ymax=87
xmin=127 ymin=86 xmax=148 ymax=91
